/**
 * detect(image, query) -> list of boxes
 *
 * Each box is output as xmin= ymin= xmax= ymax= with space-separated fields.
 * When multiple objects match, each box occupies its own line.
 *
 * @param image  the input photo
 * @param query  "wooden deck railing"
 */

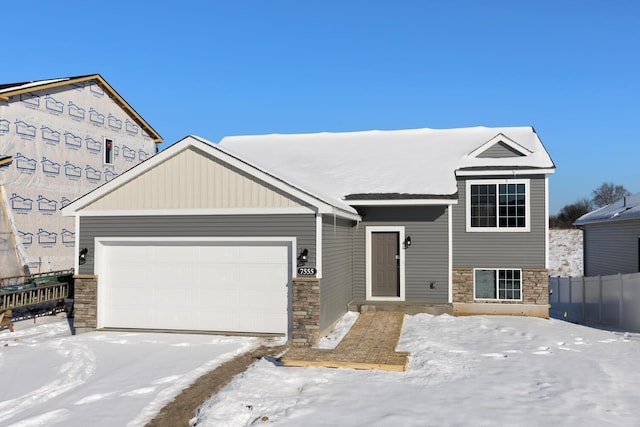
xmin=0 ymin=282 xmax=70 ymax=311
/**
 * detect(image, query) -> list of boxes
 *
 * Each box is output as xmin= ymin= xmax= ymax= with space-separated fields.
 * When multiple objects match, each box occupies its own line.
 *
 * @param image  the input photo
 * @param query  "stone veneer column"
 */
xmin=291 ymin=277 xmax=320 ymax=347
xmin=73 ymin=274 xmax=98 ymax=334
xmin=452 ymin=267 xmax=474 ymax=303
xmin=522 ymin=268 xmax=549 ymax=304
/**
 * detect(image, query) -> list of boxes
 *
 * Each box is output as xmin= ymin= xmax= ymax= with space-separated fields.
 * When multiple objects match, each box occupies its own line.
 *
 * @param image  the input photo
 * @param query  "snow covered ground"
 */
xmin=548 ymin=228 xmax=583 ymax=277
xmin=0 ymin=315 xmax=259 ymax=426
xmin=0 ymin=228 xmax=601 ymax=426
xmin=194 ymin=313 xmax=640 ymax=426
xmin=2 ymin=311 xmax=639 ymax=426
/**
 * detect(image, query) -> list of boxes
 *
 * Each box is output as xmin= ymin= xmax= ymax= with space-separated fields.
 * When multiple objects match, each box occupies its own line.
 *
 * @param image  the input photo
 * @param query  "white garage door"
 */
xmin=96 ymin=239 xmax=292 ymax=334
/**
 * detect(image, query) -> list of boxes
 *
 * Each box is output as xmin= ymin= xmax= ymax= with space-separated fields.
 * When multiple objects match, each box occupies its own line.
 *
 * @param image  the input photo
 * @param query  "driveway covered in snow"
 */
xmin=0 ymin=315 xmax=259 ymax=426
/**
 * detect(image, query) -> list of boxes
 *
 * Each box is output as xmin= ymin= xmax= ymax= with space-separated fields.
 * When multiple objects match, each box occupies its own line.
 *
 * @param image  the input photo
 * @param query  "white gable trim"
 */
xmin=62 ymin=135 xmax=360 ymax=221
xmin=467 ymin=133 xmax=533 ymax=158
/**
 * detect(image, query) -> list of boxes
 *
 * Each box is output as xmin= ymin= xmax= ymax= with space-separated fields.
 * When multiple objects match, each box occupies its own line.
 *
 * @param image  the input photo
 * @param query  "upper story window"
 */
xmin=466 ymin=179 xmax=530 ymax=232
xmin=104 ymin=138 xmax=114 ymax=165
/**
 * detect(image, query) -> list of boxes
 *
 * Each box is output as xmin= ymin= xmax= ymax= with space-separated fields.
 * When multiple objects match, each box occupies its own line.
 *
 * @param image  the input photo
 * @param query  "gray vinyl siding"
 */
xmin=452 ymin=175 xmax=546 ymax=268
xmin=583 ymin=220 xmax=640 ymax=276
xmin=320 ymin=216 xmax=355 ymax=331
xmin=478 ymin=142 xmax=525 ymax=158
xmin=78 ymin=214 xmax=316 ymax=275
xmin=352 ymin=206 xmax=450 ymax=303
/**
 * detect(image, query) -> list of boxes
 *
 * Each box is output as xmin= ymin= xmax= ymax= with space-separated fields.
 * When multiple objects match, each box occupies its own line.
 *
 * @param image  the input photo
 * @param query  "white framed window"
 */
xmin=474 ymin=268 xmax=522 ymax=301
xmin=104 ymin=137 xmax=114 ymax=165
xmin=465 ymin=179 xmax=530 ymax=232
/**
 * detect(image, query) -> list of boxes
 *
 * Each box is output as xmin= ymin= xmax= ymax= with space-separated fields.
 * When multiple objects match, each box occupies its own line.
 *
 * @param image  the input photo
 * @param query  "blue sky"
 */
xmin=4 ymin=1 xmax=639 ymax=214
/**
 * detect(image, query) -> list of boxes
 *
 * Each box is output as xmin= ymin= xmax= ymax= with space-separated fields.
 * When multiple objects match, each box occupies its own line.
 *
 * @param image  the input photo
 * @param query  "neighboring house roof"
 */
xmin=219 ymin=126 xmax=555 ymax=204
xmin=574 ymin=192 xmax=640 ymax=226
xmin=0 ymin=74 xmax=163 ymax=144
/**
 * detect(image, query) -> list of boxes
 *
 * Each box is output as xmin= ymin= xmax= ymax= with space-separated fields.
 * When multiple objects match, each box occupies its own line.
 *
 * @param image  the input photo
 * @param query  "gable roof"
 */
xmin=61 ymin=135 xmax=361 ymax=220
xmin=219 ymin=126 xmax=555 ymax=204
xmin=574 ymin=192 xmax=640 ymax=226
xmin=0 ymin=74 xmax=162 ymax=144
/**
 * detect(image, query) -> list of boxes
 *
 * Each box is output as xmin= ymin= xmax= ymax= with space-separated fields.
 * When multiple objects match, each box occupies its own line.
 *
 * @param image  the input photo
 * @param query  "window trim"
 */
xmin=473 ymin=268 xmax=523 ymax=301
xmin=465 ymin=178 xmax=530 ymax=232
xmin=104 ymin=137 xmax=114 ymax=165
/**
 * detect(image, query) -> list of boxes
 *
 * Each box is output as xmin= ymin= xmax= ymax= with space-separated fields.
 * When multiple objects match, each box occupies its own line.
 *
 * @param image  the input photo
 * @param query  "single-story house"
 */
xmin=62 ymin=126 xmax=555 ymax=345
xmin=574 ymin=193 xmax=640 ymax=276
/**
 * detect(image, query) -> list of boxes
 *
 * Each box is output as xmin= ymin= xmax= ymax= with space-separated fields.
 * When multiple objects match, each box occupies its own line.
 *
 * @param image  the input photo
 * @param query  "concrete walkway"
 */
xmin=280 ymin=311 xmax=409 ymax=371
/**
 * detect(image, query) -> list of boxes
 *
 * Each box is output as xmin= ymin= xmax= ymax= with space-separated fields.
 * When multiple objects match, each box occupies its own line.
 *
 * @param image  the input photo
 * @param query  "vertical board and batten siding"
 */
xmin=78 ymin=215 xmax=316 ymax=275
xmin=452 ymin=175 xmax=546 ymax=268
xmin=320 ymin=215 xmax=355 ymax=331
xmin=352 ymin=206 xmax=450 ymax=303
xmin=583 ymin=220 xmax=640 ymax=276
xmin=83 ymin=147 xmax=303 ymax=210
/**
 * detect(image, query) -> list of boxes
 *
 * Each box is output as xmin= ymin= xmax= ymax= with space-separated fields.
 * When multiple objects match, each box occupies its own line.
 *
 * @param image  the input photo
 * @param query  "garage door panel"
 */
xmin=239 ymin=246 xmax=288 ymax=263
xmin=198 ymin=264 xmax=239 ymax=286
xmin=198 ymin=245 xmax=242 ymax=263
xmin=155 ymin=263 xmax=195 ymax=285
xmin=238 ymin=285 xmax=284 ymax=309
xmin=239 ymin=313 xmax=286 ymax=333
xmin=99 ymin=240 xmax=290 ymax=334
xmin=108 ymin=262 xmax=151 ymax=286
xmin=239 ymin=264 xmax=288 ymax=288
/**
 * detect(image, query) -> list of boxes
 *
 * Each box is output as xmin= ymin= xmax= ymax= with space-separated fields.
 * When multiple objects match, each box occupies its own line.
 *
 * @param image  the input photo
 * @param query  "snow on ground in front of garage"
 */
xmin=3 ymin=309 xmax=639 ymax=427
xmin=0 ymin=313 xmax=258 ymax=426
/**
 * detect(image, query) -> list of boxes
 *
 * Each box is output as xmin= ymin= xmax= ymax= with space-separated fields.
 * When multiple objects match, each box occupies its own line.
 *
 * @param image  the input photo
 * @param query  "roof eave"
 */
xmin=455 ymin=167 xmax=556 ymax=176
xmin=0 ymin=74 xmax=163 ymax=144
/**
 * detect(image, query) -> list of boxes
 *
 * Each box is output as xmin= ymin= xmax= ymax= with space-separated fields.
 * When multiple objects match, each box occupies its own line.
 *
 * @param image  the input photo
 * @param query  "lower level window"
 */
xmin=474 ymin=268 xmax=522 ymax=300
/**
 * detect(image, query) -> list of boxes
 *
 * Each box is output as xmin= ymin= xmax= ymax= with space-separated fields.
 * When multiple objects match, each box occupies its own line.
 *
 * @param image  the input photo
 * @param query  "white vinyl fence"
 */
xmin=549 ymin=273 xmax=640 ymax=332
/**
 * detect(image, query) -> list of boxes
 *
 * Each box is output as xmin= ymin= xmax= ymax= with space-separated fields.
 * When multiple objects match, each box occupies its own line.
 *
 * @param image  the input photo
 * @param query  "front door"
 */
xmin=371 ymin=232 xmax=400 ymax=297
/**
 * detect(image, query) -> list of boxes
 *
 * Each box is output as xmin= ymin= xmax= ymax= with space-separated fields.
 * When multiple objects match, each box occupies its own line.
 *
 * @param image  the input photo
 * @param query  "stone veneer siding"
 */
xmin=292 ymin=277 xmax=321 ymax=346
xmin=73 ymin=274 xmax=98 ymax=334
xmin=452 ymin=267 xmax=549 ymax=305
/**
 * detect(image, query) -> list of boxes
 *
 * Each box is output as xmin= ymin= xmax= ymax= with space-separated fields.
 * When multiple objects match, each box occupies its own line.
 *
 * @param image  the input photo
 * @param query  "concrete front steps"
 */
xmin=348 ymin=300 xmax=453 ymax=316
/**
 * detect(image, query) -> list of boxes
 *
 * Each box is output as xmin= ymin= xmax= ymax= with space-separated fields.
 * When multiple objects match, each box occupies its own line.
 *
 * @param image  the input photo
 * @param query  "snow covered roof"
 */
xmin=219 ymin=126 xmax=555 ymax=204
xmin=574 ymin=192 xmax=640 ymax=226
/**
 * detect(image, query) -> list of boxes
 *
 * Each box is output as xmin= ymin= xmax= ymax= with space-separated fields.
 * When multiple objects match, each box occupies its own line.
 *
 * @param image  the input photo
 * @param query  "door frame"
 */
xmin=365 ymin=226 xmax=406 ymax=301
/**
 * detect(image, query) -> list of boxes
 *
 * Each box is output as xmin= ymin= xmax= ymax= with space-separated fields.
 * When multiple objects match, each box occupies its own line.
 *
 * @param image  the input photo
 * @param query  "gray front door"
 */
xmin=371 ymin=232 xmax=400 ymax=297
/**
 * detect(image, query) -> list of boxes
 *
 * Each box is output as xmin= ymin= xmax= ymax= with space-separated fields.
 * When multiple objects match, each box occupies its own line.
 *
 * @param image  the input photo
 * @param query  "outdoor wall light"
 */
xmin=403 ymin=236 xmax=412 ymax=249
xmin=79 ymin=248 xmax=88 ymax=265
xmin=297 ymin=248 xmax=309 ymax=267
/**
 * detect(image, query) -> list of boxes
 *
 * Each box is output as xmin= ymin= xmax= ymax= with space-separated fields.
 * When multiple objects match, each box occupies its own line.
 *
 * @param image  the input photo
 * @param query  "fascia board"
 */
xmin=455 ymin=168 xmax=556 ymax=177
xmin=346 ymin=198 xmax=458 ymax=206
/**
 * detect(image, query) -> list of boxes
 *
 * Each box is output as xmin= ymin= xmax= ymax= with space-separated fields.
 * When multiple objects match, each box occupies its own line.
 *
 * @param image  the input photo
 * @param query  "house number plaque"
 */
xmin=297 ymin=267 xmax=317 ymax=276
